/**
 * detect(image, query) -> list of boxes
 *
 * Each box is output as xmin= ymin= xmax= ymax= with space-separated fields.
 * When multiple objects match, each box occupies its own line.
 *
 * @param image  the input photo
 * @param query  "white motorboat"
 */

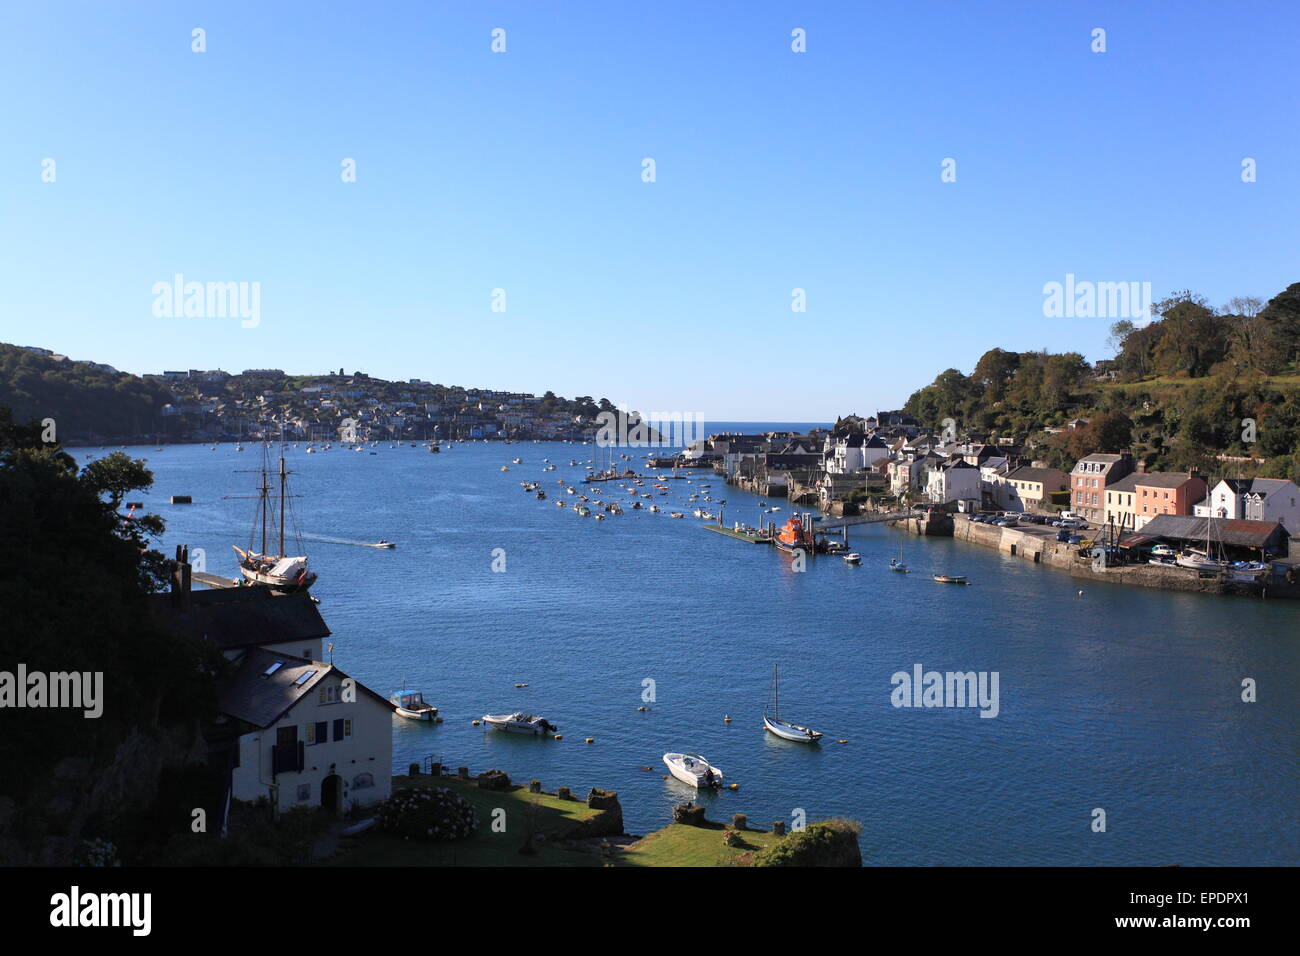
xmin=481 ymin=712 xmax=557 ymax=735
xmin=662 ymin=752 xmax=724 ymax=788
xmin=843 ymin=552 xmax=862 ymax=565
xmin=391 ymin=688 xmax=438 ymax=721
xmin=764 ymin=664 xmax=822 ymax=743
xmin=1226 ymin=561 xmax=1269 ymax=583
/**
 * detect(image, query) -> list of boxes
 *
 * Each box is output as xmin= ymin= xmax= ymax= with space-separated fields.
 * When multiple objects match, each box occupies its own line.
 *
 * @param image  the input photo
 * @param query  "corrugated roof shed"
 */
xmin=1138 ymin=514 xmax=1285 ymax=548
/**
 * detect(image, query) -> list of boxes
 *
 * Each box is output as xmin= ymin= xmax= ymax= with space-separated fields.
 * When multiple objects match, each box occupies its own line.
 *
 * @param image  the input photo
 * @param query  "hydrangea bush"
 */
xmin=377 ymin=787 xmax=478 ymax=842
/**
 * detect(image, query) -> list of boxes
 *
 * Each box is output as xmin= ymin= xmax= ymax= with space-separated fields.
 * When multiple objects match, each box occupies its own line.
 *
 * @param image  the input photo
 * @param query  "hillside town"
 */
xmin=676 ymin=413 xmax=1300 ymax=587
xmin=4 ymin=345 xmax=624 ymax=444
xmin=143 ymin=366 xmax=624 ymax=443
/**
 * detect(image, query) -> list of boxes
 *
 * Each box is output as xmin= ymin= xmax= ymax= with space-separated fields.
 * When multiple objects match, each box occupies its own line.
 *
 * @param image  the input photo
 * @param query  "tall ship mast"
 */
xmin=229 ymin=438 xmax=317 ymax=592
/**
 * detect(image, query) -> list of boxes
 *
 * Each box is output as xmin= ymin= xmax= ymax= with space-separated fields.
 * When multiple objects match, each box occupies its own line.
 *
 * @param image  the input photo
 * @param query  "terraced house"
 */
xmin=1103 ymin=469 xmax=1207 ymax=532
xmin=999 ymin=466 xmax=1069 ymax=512
xmin=1070 ymin=452 xmax=1134 ymax=523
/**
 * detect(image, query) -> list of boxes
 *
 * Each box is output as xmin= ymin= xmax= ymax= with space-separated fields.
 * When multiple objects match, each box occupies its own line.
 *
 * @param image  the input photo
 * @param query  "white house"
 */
xmin=220 ymin=648 xmax=395 ymax=815
xmin=926 ymin=458 xmax=981 ymax=510
xmin=1194 ymin=477 xmax=1300 ymax=533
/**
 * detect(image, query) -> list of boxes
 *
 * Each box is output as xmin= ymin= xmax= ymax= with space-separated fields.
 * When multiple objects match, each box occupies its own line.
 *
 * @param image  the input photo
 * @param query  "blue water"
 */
xmin=80 ymin=438 xmax=1299 ymax=865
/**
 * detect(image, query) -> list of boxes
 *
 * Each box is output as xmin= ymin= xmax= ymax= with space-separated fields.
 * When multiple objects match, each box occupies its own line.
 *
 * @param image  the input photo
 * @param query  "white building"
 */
xmin=221 ymin=648 xmax=395 ymax=814
xmin=1194 ymin=477 xmax=1300 ymax=533
xmin=926 ymin=458 xmax=981 ymax=510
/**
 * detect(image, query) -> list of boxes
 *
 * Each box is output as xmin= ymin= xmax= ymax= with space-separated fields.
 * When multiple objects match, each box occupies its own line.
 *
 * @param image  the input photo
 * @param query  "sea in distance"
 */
xmin=73 ymin=423 xmax=1299 ymax=865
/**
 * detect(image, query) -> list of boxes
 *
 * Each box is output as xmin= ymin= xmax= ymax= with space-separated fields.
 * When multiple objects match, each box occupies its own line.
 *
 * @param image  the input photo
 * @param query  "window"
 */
xmin=305 ymin=723 xmax=315 ymax=744
xmin=263 ymin=662 xmax=283 ymax=677
xmin=333 ymin=718 xmax=347 ymax=741
xmin=319 ymin=685 xmax=340 ymax=704
xmin=314 ymin=720 xmax=328 ymax=744
xmin=294 ymin=670 xmax=316 ymax=687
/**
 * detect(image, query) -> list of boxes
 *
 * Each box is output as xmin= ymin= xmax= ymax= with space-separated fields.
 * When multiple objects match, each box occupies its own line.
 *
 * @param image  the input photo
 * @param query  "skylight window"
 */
xmin=262 ymin=662 xmax=283 ymax=677
xmin=294 ymin=670 xmax=317 ymax=686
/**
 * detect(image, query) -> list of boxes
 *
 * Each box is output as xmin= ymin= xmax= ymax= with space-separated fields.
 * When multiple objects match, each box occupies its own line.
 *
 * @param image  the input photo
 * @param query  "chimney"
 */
xmin=1135 ymin=459 xmax=1147 ymax=474
xmin=172 ymin=544 xmax=192 ymax=607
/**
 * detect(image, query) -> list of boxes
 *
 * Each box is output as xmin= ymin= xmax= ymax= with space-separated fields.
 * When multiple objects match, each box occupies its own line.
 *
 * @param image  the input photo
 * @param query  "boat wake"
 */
xmin=297 ymin=532 xmax=396 ymax=549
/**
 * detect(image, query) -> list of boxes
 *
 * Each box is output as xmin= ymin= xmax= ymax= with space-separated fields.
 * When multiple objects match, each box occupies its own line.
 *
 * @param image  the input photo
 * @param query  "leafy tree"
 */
xmin=0 ymin=406 xmax=224 ymax=860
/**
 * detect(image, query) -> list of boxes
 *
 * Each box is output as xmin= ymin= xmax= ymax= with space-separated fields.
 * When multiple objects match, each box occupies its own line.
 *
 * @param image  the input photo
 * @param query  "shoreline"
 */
xmin=886 ymin=511 xmax=1300 ymax=600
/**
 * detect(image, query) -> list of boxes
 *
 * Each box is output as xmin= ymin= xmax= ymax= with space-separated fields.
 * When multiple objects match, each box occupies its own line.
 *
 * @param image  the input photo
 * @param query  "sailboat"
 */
xmin=763 ymin=664 xmax=822 ymax=743
xmin=229 ymin=441 xmax=317 ymax=592
xmin=889 ymin=536 xmax=910 ymax=573
xmin=1176 ymin=515 xmax=1229 ymax=572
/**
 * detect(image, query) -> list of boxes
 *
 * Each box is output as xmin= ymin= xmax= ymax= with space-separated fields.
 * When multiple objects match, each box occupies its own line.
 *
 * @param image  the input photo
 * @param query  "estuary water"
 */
xmin=76 ymin=434 xmax=1299 ymax=865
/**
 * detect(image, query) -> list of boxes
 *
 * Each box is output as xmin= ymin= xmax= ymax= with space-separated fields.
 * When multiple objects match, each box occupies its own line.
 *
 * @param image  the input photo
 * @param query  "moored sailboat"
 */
xmin=763 ymin=664 xmax=822 ymax=743
xmin=229 ymin=442 xmax=316 ymax=592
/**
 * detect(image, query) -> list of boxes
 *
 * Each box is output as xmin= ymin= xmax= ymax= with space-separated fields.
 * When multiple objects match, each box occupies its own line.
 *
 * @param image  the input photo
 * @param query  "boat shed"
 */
xmin=1124 ymin=514 xmax=1288 ymax=558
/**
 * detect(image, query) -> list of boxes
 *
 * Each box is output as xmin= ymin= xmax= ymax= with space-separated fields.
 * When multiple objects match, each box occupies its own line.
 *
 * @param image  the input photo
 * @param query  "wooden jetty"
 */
xmin=703 ymin=524 xmax=773 ymax=544
xmin=192 ymin=571 xmax=242 ymax=589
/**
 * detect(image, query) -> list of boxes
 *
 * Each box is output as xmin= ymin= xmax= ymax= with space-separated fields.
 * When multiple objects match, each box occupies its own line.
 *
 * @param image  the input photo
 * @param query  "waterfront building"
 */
xmin=1070 ymin=452 xmax=1134 ymax=523
xmin=219 ymin=649 xmax=395 ymax=814
xmin=1193 ymin=478 xmax=1300 ymax=533
xmin=151 ymin=557 xmax=393 ymax=819
xmin=926 ymin=458 xmax=981 ymax=511
xmin=1103 ymin=470 xmax=1206 ymax=531
xmin=1126 ymin=515 xmax=1289 ymax=560
xmin=1001 ymin=466 xmax=1069 ymax=512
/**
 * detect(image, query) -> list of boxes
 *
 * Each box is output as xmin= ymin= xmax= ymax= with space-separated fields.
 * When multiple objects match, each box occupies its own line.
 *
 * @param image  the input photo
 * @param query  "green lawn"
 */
xmin=323 ymin=774 xmax=607 ymax=867
xmin=616 ymin=821 xmax=782 ymax=867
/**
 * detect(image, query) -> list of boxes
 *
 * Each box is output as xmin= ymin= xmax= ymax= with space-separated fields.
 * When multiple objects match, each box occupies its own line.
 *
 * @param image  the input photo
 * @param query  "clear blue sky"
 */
xmin=1 ymin=1 xmax=1296 ymax=419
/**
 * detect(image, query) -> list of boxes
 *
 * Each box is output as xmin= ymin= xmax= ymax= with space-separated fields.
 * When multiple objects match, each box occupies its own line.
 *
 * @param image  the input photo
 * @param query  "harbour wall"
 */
xmin=893 ymin=515 xmax=1297 ymax=599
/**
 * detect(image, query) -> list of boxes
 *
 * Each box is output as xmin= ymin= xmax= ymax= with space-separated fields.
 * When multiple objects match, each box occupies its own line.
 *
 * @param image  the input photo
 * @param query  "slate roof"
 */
xmin=1005 ymin=466 xmax=1067 ymax=486
xmin=1108 ymin=473 xmax=1142 ymax=494
xmin=1132 ymin=472 xmax=1204 ymax=490
xmin=218 ymin=648 xmax=394 ymax=729
xmin=150 ymin=586 xmax=331 ymax=652
xmin=1137 ymin=514 xmax=1286 ymax=548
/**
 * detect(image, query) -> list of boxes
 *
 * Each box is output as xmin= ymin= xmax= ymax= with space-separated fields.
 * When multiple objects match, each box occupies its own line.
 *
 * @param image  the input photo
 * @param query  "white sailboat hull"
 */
xmin=764 ymin=715 xmax=823 ymax=743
